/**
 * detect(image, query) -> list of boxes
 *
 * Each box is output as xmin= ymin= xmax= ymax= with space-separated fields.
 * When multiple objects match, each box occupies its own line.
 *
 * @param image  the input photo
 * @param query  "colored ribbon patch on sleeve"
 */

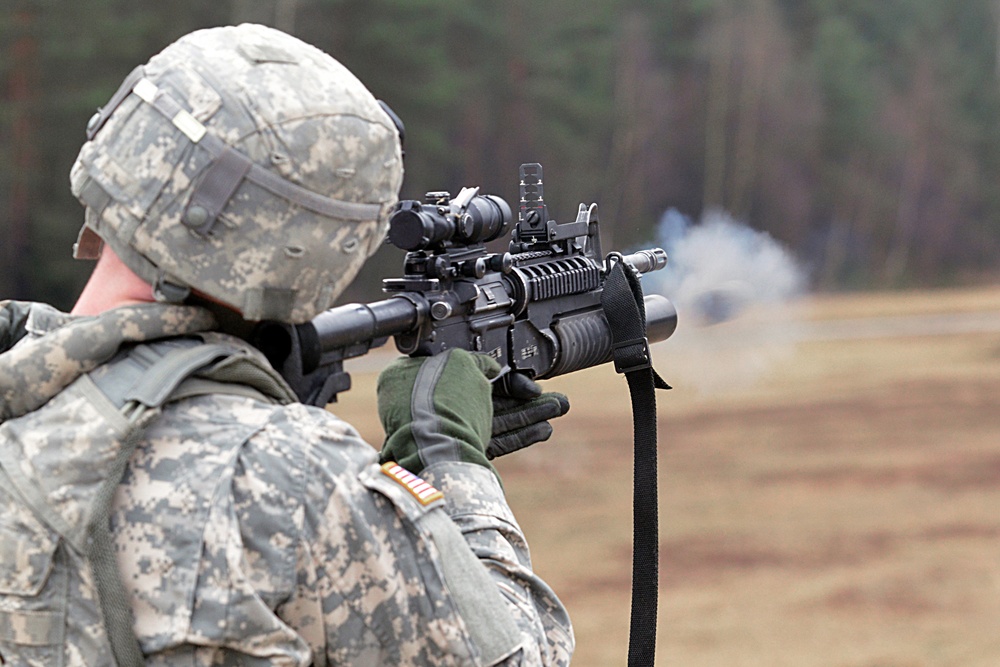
xmin=380 ymin=462 xmax=444 ymax=506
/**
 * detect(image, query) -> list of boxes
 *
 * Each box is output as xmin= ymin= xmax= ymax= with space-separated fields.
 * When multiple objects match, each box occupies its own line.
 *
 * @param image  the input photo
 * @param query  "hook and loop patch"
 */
xmin=380 ymin=462 xmax=444 ymax=506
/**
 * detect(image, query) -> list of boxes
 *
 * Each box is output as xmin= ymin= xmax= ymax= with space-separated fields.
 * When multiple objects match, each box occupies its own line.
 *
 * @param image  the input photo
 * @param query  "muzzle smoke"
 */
xmin=642 ymin=209 xmax=809 ymax=393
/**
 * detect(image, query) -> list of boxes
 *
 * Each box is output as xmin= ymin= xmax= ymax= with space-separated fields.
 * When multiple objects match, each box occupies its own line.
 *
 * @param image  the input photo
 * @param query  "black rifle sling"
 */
xmin=601 ymin=258 xmax=670 ymax=667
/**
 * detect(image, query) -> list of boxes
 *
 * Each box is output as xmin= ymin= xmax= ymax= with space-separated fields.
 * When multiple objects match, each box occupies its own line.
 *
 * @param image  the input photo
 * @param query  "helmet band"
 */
xmin=86 ymin=65 xmax=147 ymax=141
xmin=90 ymin=70 xmax=388 ymax=228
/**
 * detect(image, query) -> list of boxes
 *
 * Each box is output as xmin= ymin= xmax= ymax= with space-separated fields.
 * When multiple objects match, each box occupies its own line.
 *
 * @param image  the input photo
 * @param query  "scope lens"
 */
xmin=462 ymin=195 xmax=512 ymax=244
xmin=387 ymin=194 xmax=512 ymax=250
xmin=388 ymin=203 xmax=452 ymax=251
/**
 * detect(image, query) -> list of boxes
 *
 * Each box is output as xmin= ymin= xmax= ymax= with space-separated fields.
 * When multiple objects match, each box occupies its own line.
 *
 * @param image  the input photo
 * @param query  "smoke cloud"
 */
xmin=642 ymin=208 xmax=809 ymax=394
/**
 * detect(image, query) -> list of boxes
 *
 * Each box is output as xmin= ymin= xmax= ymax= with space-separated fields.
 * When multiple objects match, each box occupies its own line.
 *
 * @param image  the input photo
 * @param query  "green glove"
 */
xmin=377 ymin=349 xmax=500 ymax=475
xmin=488 ymin=372 xmax=570 ymax=459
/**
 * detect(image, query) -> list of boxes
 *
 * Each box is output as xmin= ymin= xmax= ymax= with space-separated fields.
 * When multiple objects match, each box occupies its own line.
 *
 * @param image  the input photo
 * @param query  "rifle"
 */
xmin=253 ymin=163 xmax=677 ymax=407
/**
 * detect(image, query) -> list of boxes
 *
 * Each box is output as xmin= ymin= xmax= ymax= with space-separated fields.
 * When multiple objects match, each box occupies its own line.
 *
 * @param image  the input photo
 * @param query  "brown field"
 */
xmin=334 ymin=286 xmax=1000 ymax=667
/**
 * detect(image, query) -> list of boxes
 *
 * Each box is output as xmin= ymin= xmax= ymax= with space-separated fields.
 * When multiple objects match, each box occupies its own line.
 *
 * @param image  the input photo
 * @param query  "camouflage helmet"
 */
xmin=70 ymin=24 xmax=403 ymax=323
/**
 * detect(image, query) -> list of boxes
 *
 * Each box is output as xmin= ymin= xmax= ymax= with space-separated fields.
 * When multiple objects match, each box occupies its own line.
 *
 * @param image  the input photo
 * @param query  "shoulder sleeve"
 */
xmin=284 ymin=405 xmax=572 ymax=666
xmin=421 ymin=461 xmax=575 ymax=667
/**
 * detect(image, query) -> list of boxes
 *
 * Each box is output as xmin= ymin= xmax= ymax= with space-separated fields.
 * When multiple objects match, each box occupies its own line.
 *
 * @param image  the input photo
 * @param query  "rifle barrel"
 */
xmin=310 ymin=297 xmax=426 ymax=352
xmin=622 ymin=248 xmax=668 ymax=274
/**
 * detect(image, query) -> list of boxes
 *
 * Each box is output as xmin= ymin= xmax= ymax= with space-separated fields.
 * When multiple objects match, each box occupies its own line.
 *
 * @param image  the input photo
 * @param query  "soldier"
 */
xmin=0 ymin=24 xmax=572 ymax=666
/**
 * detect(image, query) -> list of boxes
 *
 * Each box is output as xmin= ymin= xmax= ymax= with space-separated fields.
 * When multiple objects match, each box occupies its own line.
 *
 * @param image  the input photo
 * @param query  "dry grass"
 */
xmin=333 ymin=287 xmax=1000 ymax=667
xmin=805 ymin=286 xmax=1000 ymax=320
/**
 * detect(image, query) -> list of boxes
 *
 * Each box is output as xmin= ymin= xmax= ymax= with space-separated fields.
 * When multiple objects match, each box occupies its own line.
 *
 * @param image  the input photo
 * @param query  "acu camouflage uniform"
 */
xmin=1 ymin=23 xmax=572 ymax=666
xmin=0 ymin=300 xmax=574 ymax=665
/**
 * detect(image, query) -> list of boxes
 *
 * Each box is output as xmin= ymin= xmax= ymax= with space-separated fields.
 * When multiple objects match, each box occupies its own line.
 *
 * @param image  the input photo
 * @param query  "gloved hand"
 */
xmin=377 ymin=349 xmax=499 ymax=475
xmin=488 ymin=372 xmax=569 ymax=459
xmin=376 ymin=350 xmax=571 ymax=475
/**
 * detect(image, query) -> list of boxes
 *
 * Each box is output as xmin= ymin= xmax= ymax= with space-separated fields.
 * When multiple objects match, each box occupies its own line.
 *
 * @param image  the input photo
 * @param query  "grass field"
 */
xmin=335 ymin=286 xmax=1000 ymax=666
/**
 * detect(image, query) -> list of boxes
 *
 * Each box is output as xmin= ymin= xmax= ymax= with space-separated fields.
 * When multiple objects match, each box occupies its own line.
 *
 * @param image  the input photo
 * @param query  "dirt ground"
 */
xmin=335 ymin=286 xmax=1000 ymax=667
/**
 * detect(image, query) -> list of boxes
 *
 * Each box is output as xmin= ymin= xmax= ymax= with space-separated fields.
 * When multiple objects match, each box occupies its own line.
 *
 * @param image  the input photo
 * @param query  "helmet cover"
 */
xmin=71 ymin=24 xmax=403 ymax=323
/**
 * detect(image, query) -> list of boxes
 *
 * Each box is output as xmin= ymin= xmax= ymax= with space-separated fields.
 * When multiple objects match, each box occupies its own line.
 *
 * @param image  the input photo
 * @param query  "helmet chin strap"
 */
xmin=153 ymin=275 xmax=192 ymax=303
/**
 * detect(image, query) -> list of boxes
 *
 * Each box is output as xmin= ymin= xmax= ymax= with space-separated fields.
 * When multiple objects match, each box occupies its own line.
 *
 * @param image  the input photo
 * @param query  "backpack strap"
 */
xmin=90 ymin=337 xmax=296 ymax=409
xmin=84 ymin=338 xmax=292 ymax=666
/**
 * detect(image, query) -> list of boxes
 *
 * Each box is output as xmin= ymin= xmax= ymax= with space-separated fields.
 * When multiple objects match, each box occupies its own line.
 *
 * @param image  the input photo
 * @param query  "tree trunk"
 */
xmin=727 ymin=0 xmax=772 ymax=219
xmin=703 ymin=3 xmax=734 ymax=213
xmin=4 ymin=8 xmax=37 ymax=300
xmin=883 ymin=59 xmax=933 ymax=285
xmin=231 ymin=0 xmax=297 ymax=32
xmin=994 ymin=0 xmax=1000 ymax=77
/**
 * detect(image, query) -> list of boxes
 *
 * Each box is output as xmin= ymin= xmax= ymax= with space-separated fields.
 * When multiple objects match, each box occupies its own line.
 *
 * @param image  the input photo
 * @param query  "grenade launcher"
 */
xmin=254 ymin=163 xmax=678 ymax=406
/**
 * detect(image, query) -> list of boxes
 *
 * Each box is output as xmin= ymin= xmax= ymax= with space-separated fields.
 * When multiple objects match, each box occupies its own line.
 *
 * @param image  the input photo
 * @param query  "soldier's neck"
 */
xmin=71 ymin=247 xmax=155 ymax=316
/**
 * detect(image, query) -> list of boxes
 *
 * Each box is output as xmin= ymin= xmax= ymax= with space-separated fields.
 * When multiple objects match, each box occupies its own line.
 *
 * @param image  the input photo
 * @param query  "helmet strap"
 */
xmin=182 ymin=145 xmax=253 ymax=236
xmin=153 ymin=275 xmax=191 ymax=303
xmin=85 ymin=65 xmax=147 ymax=141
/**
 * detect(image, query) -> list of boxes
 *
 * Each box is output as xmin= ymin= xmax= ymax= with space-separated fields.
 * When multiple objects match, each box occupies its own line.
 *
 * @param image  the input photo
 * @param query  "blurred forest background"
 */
xmin=3 ymin=0 xmax=1000 ymax=308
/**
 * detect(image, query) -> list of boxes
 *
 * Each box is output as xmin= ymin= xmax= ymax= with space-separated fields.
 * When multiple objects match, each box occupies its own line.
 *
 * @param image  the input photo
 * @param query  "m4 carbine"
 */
xmin=254 ymin=163 xmax=678 ymax=407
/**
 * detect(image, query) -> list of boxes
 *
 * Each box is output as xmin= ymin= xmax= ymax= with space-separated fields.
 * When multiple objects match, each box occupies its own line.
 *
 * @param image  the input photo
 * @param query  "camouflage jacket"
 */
xmin=0 ymin=301 xmax=573 ymax=666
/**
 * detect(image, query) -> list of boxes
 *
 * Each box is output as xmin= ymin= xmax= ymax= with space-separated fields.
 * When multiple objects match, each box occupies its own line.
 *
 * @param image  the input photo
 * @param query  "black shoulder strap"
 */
xmin=601 ymin=257 xmax=671 ymax=667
